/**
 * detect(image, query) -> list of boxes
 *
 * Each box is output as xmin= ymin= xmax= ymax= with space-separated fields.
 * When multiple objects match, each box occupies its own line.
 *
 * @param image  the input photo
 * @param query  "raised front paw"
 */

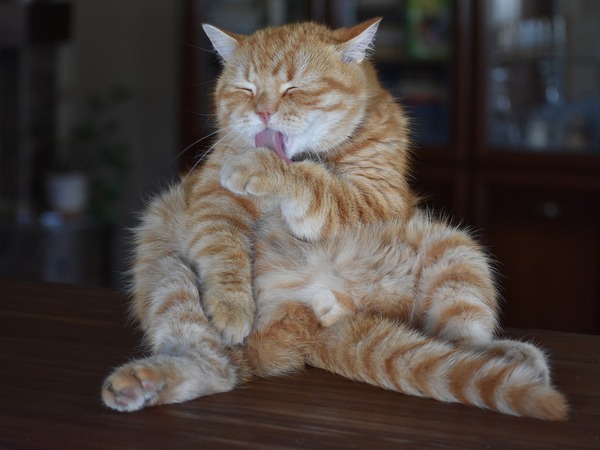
xmin=204 ymin=291 xmax=256 ymax=345
xmin=220 ymin=148 xmax=284 ymax=197
xmin=102 ymin=359 xmax=167 ymax=412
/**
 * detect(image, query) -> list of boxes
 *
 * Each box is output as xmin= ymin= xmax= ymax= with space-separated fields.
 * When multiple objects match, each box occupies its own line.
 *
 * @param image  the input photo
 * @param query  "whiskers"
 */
xmin=172 ymin=127 xmax=220 ymax=166
xmin=179 ymin=126 xmax=245 ymax=184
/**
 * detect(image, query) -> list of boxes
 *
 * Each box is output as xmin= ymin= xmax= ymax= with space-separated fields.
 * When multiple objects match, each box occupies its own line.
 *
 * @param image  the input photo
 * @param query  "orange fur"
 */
xmin=102 ymin=20 xmax=567 ymax=420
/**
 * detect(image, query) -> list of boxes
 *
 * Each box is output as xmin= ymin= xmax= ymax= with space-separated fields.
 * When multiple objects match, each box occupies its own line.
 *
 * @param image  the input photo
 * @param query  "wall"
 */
xmin=57 ymin=0 xmax=181 ymax=287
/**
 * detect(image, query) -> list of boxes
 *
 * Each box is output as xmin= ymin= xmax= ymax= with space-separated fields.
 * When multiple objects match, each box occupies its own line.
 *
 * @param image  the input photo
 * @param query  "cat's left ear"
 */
xmin=338 ymin=18 xmax=382 ymax=64
xmin=202 ymin=24 xmax=241 ymax=62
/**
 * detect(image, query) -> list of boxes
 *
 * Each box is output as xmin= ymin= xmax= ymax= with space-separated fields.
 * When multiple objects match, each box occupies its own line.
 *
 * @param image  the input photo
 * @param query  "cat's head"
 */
xmin=203 ymin=19 xmax=381 ymax=161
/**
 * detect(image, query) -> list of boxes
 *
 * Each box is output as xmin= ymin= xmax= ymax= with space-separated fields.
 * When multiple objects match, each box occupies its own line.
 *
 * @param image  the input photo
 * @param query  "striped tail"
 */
xmin=307 ymin=313 xmax=568 ymax=421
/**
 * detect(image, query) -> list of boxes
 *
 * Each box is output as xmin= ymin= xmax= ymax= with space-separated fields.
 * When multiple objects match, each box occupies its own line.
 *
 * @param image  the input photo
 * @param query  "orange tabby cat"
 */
xmin=102 ymin=19 xmax=568 ymax=420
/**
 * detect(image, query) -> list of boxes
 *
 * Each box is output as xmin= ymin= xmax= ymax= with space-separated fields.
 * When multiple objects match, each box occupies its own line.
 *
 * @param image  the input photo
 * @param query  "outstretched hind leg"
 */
xmin=102 ymin=351 xmax=238 ymax=412
xmin=102 ymin=254 xmax=242 ymax=412
xmin=102 ymin=293 xmax=241 ymax=412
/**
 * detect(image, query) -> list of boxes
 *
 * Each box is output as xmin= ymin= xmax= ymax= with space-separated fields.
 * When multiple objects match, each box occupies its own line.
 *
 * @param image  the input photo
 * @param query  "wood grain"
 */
xmin=1 ymin=280 xmax=599 ymax=449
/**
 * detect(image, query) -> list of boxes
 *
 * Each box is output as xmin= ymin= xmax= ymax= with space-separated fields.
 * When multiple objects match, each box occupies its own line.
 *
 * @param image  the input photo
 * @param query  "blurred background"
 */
xmin=0 ymin=0 xmax=598 ymax=334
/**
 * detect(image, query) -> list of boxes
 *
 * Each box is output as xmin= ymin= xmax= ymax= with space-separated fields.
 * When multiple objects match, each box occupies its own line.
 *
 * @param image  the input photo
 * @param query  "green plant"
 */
xmin=55 ymin=86 xmax=133 ymax=223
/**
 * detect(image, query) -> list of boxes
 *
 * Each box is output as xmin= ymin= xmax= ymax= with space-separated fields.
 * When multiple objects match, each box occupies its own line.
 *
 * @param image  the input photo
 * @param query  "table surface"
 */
xmin=1 ymin=280 xmax=599 ymax=449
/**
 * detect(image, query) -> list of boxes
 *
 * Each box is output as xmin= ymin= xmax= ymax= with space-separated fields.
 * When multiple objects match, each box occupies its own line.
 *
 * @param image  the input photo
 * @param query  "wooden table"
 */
xmin=1 ymin=280 xmax=599 ymax=449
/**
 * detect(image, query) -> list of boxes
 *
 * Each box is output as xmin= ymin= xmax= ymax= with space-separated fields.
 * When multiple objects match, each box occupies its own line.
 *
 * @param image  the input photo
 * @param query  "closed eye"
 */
xmin=279 ymin=81 xmax=299 ymax=95
xmin=236 ymin=84 xmax=255 ymax=96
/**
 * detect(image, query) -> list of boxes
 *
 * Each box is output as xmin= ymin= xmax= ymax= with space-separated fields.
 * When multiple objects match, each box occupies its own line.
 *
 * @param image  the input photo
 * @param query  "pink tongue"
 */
xmin=255 ymin=129 xmax=292 ymax=164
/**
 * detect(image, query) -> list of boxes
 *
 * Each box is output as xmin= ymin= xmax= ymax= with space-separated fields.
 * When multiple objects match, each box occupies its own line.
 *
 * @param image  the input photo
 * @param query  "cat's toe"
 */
xmin=311 ymin=290 xmax=351 ymax=327
xmin=221 ymin=164 xmax=250 ymax=195
xmin=102 ymin=363 xmax=163 ymax=412
xmin=206 ymin=293 xmax=255 ymax=345
xmin=220 ymin=148 xmax=280 ymax=197
xmin=218 ymin=316 xmax=253 ymax=346
xmin=220 ymin=158 xmax=260 ymax=196
xmin=314 ymin=303 xmax=347 ymax=327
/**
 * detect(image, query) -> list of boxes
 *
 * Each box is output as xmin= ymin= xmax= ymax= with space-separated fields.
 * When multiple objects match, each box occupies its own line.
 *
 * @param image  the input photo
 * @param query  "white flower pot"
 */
xmin=45 ymin=172 xmax=89 ymax=215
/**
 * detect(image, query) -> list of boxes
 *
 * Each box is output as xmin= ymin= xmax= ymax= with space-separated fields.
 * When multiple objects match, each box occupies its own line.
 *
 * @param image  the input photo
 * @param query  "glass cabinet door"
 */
xmin=200 ymin=0 xmax=317 ymax=105
xmin=332 ymin=0 xmax=455 ymax=148
xmin=484 ymin=0 xmax=600 ymax=155
xmin=202 ymin=0 xmax=314 ymax=32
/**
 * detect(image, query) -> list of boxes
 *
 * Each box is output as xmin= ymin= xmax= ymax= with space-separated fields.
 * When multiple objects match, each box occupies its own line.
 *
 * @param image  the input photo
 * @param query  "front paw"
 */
xmin=204 ymin=291 xmax=256 ymax=345
xmin=220 ymin=148 xmax=283 ymax=196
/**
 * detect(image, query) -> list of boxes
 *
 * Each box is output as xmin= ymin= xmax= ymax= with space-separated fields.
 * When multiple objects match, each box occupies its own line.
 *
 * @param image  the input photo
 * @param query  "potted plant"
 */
xmin=47 ymin=86 xmax=132 ymax=222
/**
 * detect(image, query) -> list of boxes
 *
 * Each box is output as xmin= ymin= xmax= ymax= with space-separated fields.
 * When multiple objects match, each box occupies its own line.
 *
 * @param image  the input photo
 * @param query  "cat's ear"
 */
xmin=202 ymin=24 xmax=241 ymax=62
xmin=337 ymin=18 xmax=382 ymax=64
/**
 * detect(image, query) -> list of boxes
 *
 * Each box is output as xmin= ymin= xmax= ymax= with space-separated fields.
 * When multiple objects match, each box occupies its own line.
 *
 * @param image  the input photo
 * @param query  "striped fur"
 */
xmin=249 ymin=211 xmax=566 ymax=420
xmin=102 ymin=20 xmax=567 ymax=420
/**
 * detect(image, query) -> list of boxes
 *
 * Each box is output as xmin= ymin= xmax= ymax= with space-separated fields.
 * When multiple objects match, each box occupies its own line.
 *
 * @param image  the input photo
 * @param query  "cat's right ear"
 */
xmin=202 ymin=24 xmax=240 ymax=63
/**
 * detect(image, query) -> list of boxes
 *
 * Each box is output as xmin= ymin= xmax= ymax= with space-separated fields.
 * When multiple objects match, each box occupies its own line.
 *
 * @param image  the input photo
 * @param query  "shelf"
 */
xmin=0 ymin=3 xmax=71 ymax=47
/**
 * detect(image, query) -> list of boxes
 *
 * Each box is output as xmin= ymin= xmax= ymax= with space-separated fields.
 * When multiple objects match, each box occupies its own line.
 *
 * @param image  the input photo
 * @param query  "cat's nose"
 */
xmin=257 ymin=109 xmax=274 ymax=125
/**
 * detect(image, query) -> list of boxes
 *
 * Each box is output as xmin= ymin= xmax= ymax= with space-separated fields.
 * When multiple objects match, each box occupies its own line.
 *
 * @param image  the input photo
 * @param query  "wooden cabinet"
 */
xmin=474 ymin=172 xmax=600 ymax=333
xmin=470 ymin=0 xmax=600 ymax=333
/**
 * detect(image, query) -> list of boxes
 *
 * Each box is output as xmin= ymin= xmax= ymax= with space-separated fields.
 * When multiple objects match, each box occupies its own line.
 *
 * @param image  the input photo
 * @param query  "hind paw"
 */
xmin=102 ymin=359 xmax=166 ymax=412
xmin=311 ymin=290 xmax=351 ymax=327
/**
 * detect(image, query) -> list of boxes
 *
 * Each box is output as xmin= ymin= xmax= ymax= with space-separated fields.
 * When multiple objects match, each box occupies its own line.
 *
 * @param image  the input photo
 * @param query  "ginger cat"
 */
xmin=102 ymin=19 xmax=568 ymax=420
